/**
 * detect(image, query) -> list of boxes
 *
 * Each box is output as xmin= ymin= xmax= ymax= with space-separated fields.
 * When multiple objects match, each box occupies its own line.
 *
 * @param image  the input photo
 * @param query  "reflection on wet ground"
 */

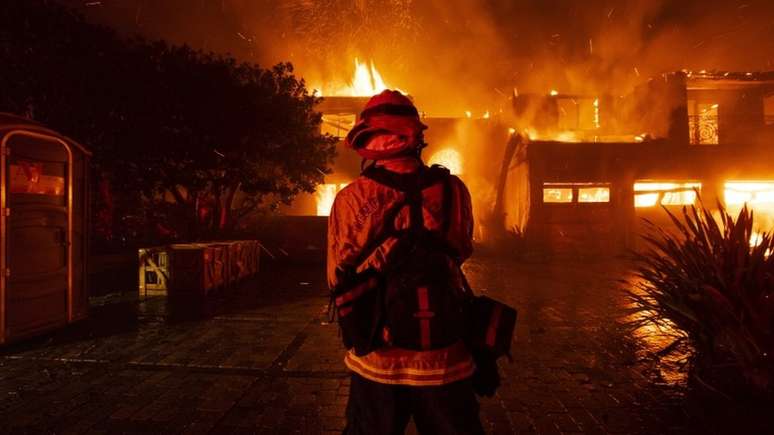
xmin=0 ymin=255 xmax=771 ymax=434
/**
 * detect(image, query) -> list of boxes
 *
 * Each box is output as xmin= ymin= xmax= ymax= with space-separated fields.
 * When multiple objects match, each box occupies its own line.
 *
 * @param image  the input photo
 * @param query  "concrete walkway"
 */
xmin=0 ymin=256 xmax=769 ymax=434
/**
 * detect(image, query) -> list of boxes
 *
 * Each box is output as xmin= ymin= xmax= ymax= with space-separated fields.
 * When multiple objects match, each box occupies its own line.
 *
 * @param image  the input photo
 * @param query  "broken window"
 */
xmin=688 ymin=101 xmax=719 ymax=145
xmin=634 ymin=182 xmax=701 ymax=207
xmin=543 ymin=183 xmax=610 ymax=204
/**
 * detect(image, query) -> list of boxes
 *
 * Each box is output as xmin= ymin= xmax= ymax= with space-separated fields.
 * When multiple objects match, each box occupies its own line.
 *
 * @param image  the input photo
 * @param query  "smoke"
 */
xmin=65 ymin=0 xmax=774 ymax=116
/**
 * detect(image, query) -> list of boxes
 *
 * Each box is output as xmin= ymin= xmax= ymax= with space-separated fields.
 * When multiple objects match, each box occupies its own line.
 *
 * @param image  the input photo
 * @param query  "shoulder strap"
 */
xmin=343 ymin=165 xmax=451 ymax=272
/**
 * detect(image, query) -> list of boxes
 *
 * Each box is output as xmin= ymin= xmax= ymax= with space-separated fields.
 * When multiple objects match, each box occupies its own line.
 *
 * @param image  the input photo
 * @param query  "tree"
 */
xmin=0 ymin=0 xmax=337 ymax=244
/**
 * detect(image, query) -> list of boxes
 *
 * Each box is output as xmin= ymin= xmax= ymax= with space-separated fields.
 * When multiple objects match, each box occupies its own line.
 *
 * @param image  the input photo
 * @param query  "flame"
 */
xmin=315 ymin=183 xmax=348 ymax=216
xmin=549 ymin=89 xmax=559 ymax=96
xmin=314 ymin=59 xmax=397 ymax=97
xmin=483 ymin=111 xmax=490 ymax=119
xmin=464 ymin=110 xmax=472 ymax=118
xmin=428 ymin=148 xmax=463 ymax=175
xmin=350 ymin=58 xmax=388 ymax=96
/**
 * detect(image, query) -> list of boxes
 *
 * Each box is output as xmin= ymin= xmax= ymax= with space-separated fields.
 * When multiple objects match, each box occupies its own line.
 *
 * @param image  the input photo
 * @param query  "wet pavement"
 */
xmin=0 ymin=255 xmax=771 ymax=434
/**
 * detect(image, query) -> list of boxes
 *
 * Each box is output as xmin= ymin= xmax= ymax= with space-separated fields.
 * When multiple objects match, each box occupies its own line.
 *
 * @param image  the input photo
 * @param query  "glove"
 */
xmin=471 ymin=351 xmax=500 ymax=397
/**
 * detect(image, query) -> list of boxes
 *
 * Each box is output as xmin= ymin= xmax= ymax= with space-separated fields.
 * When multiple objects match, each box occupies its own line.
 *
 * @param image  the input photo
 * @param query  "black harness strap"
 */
xmin=358 ymin=165 xmax=459 ymax=265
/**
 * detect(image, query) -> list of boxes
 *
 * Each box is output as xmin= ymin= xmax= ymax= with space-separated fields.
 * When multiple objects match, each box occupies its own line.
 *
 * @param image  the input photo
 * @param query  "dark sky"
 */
xmin=60 ymin=0 xmax=774 ymax=114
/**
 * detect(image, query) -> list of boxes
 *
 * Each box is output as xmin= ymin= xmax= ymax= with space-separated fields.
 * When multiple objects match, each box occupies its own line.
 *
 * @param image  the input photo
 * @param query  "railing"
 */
xmin=688 ymin=115 xmax=719 ymax=145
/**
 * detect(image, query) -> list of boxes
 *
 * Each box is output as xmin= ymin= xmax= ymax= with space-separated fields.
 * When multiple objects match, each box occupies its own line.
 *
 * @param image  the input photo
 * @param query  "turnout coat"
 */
xmin=327 ymin=157 xmax=476 ymax=386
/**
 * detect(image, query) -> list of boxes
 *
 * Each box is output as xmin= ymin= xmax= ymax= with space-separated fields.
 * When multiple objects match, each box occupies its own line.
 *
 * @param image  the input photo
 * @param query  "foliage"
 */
xmin=0 ymin=0 xmax=337 ymax=245
xmin=627 ymin=198 xmax=774 ymax=397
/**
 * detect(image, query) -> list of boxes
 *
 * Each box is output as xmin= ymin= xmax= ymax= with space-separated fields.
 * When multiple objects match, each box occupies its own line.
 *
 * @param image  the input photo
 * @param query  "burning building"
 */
xmin=282 ymin=62 xmax=774 ymax=255
xmin=496 ymin=71 xmax=774 ymax=254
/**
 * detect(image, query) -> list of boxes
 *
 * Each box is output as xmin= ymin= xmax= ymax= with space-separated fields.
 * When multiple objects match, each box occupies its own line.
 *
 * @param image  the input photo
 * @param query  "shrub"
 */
xmin=626 ymin=198 xmax=774 ymax=397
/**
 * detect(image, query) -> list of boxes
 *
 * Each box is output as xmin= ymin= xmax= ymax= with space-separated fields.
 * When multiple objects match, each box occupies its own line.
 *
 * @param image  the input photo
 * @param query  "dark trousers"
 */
xmin=344 ymin=374 xmax=485 ymax=435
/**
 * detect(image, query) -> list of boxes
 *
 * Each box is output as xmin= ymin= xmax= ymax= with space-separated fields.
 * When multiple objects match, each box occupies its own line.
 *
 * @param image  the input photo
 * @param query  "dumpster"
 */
xmin=0 ymin=114 xmax=91 ymax=344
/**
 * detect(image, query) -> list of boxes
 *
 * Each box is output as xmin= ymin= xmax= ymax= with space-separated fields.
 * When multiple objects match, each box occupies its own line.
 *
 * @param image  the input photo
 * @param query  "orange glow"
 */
xmin=428 ymin=148 xmax=463 ymax=175
xmin=634 ymin=182 xmax=701 ymax=207
xmin=549 ymin=89 xmax=559 ymax=96
xmin=316 ymin=183 xmax=348 ymax=216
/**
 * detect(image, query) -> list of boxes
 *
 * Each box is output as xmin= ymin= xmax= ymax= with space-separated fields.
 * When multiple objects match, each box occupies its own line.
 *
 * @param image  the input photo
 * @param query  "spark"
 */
xmin=607 ymin=8 xmax=615 ymax=19
xmin=634 ymin=67 xmax=640 ymax=77
xmin=84 ymin=1 xmax=102 ymax=6
xmin=589 ymin=38 xmax=593 ymax=55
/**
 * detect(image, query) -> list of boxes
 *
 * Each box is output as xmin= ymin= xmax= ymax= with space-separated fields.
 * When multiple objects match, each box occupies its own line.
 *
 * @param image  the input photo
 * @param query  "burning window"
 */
xmin=578 ymin=186 xmax=610 ymax=203
xmin=315 ymin=183 xmax=349 ymax=216
xmin=724 ymin=182 xmax=774 ymax=207
xmin=688 ymin=101 xmax=719 ymax=145
xmin=543 ymin=187 xmax=573 ymax=203
xmin=321 ymin=114 xmax=356 ymax=139
xmin=634 ymin=182 xmax=701 ymax=207
xmin=543 ymin=183 xmax=610 ymax=204
xmin=724 ymin=182 xmax=774 ymax=240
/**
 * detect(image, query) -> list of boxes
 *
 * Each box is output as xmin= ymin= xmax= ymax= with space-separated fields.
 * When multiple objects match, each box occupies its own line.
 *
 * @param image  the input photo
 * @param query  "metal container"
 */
xmin=0 ymin=114 xmax=91 ymax=344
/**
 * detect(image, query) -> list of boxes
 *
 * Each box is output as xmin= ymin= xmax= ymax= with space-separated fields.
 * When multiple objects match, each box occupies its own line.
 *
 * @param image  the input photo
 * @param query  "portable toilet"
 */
xmin=0 ymin=114 xmax=90 ymax=344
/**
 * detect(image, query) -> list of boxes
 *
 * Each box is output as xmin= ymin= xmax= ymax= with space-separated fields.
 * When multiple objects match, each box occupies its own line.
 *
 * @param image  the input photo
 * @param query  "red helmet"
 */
xmin=345 ymin=90 xmax=427 ymax=160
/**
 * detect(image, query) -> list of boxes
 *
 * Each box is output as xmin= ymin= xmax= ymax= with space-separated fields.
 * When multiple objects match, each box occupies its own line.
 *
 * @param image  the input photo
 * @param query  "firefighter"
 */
xmin=328 ymin=90 xmax=484 ymax=434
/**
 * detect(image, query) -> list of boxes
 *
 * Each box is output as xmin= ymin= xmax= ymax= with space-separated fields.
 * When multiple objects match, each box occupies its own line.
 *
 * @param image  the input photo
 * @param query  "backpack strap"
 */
xmin=340 ymin=165 xmax=451 ymax=273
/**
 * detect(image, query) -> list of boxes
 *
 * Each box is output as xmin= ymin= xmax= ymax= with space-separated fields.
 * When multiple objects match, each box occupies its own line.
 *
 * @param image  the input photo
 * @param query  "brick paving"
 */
xmin=0 ymin=256 xmax=770 ymax=434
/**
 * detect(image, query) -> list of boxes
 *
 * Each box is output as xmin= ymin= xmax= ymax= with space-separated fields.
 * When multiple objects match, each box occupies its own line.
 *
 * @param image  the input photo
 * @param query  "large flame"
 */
xmin=315 ymin=59 xmax=395 ymax=97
